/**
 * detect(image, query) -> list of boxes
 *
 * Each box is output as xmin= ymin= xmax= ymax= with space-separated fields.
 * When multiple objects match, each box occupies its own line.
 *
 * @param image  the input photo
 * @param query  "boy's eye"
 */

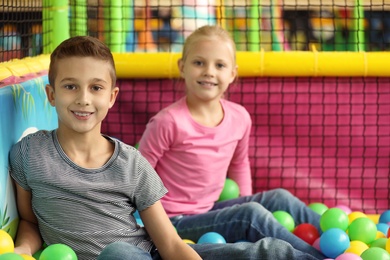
xmin=64 ymin=84 xmax=76 ymax=90
xmin=217 ymin=63 xmax=225 ymax=69
xmin=92 ymin=85 xmax=102 ymax=91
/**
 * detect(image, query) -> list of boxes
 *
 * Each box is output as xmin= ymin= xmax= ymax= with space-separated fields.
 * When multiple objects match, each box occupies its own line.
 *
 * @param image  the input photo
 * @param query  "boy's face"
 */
xmin=179 ymin=37 xmax=237 ymax=104
xmin=46 ymin=57 xmax=118 ymax=135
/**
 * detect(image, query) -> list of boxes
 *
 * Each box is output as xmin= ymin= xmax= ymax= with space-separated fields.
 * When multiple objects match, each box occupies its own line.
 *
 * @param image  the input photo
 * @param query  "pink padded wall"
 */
xmin=102 ymin=77 xmax=389 ymax=214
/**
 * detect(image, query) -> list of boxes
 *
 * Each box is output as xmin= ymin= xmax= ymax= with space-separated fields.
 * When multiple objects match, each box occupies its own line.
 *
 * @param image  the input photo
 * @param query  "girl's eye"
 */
xmin=193 ymin=60 xmax=203 ymax=66
xmin=217 ymin=63 xmax=225 ymax=69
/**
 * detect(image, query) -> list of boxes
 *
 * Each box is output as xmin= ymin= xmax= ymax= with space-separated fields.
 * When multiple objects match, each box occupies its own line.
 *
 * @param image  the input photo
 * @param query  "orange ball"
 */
xmin=0 ymin=229 xmax=14 ymax=254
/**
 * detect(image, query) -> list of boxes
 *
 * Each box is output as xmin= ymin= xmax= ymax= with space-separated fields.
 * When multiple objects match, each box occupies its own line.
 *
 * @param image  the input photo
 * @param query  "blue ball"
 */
xmin=379 ymin=210 xmax=390 ymax=224
xmin=376 ymin=223 xmax=389 ymax=235
xmin=197 ymin=232 xmax=226 ymax=244
xmin=319 ymin=228 xmax=350 ymax=259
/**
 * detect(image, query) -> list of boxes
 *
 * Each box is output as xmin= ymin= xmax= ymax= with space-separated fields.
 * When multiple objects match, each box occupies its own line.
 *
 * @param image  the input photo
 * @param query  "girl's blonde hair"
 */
xmin=181 ymin=25 xmax=237 ymax=63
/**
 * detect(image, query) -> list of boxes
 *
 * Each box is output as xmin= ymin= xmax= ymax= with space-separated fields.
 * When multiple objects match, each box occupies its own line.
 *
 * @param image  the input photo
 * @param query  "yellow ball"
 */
xmin=20 ymin=254 xmax=36 ymax=260
xmin=386 ymin=238 xmax=390 ymax=253
xmin=348 ymin=211 xmax=367 ymax=224
xmin=344 ymin=240 xmax=369 ymax=256
xmin=0 ymin=229 xmax=14 ymax=254
xmin=183 ymin=239 xmax=195 ymax=244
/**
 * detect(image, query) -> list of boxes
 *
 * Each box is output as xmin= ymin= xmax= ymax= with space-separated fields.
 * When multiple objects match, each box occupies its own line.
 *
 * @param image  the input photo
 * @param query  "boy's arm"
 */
xmin=13 ymin=182 xmax=43 ymax=256
xmin=140 ymin=201 xmax=202 ymax=260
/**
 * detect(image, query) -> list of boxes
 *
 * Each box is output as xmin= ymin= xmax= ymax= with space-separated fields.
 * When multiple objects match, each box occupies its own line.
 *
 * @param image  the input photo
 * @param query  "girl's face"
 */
xmin=179 ymin=36 xmax=237 ymax=104
xmin=46 ymin=56 xmax=119 ymax=135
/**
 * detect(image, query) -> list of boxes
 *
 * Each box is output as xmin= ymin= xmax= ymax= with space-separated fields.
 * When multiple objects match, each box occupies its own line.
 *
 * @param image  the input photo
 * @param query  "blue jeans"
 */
xmin=97 ymin=239 xmax=321 ymax=260
xmin=170 ymin=188 xmax=324 ymax=259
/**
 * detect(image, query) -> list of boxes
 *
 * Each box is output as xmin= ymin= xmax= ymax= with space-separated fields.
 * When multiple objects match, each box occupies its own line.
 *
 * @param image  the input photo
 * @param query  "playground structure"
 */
xmin=0 ymin=0 xmax=389 ymax=241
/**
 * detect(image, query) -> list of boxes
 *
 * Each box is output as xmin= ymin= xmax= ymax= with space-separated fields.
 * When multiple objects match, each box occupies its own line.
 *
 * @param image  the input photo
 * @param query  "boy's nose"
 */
xmin=75 ymin=89 xmax=90 ymax=106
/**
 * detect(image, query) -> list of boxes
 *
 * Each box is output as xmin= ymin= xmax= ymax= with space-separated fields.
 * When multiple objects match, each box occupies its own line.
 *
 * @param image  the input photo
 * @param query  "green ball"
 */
xmin=348 ymin=217 xmax=377 ymax=245
xmin=308 ymin=202 xmax=328 ymax=215
xmin=370 ymin=238 xmax=388 ymax=250
xmin=39 ymin=244 xmax=77 ymax=260
xmin=360 ymin=247 xmax=390 ymax=260
xmin=0 ymin=253 xmax=24 ymax=260
xmin=33 ymin=249 xmax=43 ymax=259
xmin=320 ymin=208 xmax=349 ymax=232
xmin=272 ymin=211 xmax=295 ymax=232
xmin=218 ymin=179 xmax=240 ymax=202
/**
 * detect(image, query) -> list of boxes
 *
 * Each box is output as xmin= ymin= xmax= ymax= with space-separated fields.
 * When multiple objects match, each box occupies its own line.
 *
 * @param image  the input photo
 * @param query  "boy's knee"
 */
xmin=272 ymin=188 xmax=294 ymax=199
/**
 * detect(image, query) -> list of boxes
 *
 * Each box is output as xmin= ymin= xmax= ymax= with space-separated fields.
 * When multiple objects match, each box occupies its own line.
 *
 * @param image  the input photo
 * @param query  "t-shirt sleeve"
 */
xmin=9 ymin=139 xmax=30 ymax=191
xmin=138 ymin=111 xmax=176 ymax=168
xmin=133 ymin=152 xmax=168 ymax=212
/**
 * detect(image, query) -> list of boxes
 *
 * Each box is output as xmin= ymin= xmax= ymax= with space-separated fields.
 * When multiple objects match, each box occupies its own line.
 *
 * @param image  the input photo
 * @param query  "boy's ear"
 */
xmin=45 ymin=84 xmax=55 ymax=106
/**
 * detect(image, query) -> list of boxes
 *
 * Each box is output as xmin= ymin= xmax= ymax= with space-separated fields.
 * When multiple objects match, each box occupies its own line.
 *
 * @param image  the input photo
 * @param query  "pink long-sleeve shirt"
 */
xmin=138 ymin=97 xmax=253 ymax=217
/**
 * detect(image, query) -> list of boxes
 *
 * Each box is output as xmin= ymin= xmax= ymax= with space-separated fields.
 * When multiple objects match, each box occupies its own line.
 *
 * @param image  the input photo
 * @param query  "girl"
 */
xmin=138 ymin=25 xmax=325 ymax=260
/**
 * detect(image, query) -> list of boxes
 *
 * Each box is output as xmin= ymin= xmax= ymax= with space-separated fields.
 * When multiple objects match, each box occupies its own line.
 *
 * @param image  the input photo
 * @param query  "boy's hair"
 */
xmin=181 ymin=25 xmax=237 ymax=63
xmin=48 ymin=36 xmax=116 ymax=88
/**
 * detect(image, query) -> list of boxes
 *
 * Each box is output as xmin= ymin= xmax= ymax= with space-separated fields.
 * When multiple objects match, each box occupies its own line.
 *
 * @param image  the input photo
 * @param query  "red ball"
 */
xmin=293 ymin=223 xmax=320 ymax=245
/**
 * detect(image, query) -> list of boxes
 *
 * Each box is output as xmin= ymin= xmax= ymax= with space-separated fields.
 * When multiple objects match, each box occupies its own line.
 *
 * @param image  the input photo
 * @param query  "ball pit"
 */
xmin=320 ymin=228 xmax=350 ymax=259
xmin=320 ymin=208 xmax=349 ymax=232
xmin=197 ymin=232 xmax=226 ymax=244
xmin=39 ymin=244 xmax=77 ymax=260
xmin=308 ymin=202 xmax=328 ymax=215
xmin=272 ymin=211 xmax=295 ymax=232
xmin=360 ymin=247 xmax=390 ymax=260
xmin=0 ymin=230 xmax=14 ymax=255
xmin=0 ymin=253 xmax=24 ymax=260
xmin=293 ymin=223 xmax=319 ymax=245
xmin=218 ymin=179 xmax=240 ymax=202
xmin=348 ymin=217 xmax=377 ymax=244
xmin=379 ymin=210 xmax=390 ymax=225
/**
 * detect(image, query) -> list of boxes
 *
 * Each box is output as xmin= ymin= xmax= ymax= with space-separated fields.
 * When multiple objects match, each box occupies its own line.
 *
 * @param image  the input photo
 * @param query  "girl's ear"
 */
xmin=45 ymin=84 xmax=56 ymax=106
xmin=178 ymin=58 xmax=184 ymax=78
xmin=229 ymin=65 xmax=238 ymax=84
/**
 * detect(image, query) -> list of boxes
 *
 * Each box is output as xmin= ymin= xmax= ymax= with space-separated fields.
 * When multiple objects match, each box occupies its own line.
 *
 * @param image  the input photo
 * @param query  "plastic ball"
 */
xmin=197 ymin=232 xmax=226 ymax=244
xmin=320 ymin=228 xmax=350 ymax=259
xmin=344 ymin=240 xmax=369 ymax=256
xmin=39 ymin=244 xmax=77 ymax=260
xmin=0 ymin=253 xmax=24 ymax=260
xmin=293 ymin=223 xmax=320 ymax=245
xmin=0 ymin=229 xmax=14 ymax=254
xmin=218 ymin=179 xmax=240 ymax=202
xmin=272 ymin=211 xmax=295 ymax=232
xmin=348 ymin=217 xmax=377 ymax=244
xmin=183 ymin=239 xmax=195 ymax=244
xmin=348 ymin=212 xmax=367 ymax=224
xmin=379 ymin=210 xmax=390 ymax=225
xmin=308 ymin=202 xmax=328 ymax=215
xmin=386 ymin=238 xmax=390 ymax=253
xmin=335 ymin=253 xmax=363 ymax=260
xmin=370 ymin=238 xmax=388 ymax=250
xmin=20 ymin=255 xmax=36 ymax=260
xmin=360 ymin=247 xmax=390 ymax=260
xmin=312 ymin=237 xmax=321 ymax=251
xmin=320 ymin=208 xmax=349 ymax=232
xmin=32 ymin=249 xmax=43 ymax=259
xmin=377 ymin=223 xmax=390 ymax=236
xmin=334 ymin=205 xmax=352 ymax=215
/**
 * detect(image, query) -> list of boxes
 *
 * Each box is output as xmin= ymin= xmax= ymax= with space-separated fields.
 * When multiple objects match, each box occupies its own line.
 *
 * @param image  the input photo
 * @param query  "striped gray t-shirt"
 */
xmin=10 ymin=130 xmax=168 ymax=259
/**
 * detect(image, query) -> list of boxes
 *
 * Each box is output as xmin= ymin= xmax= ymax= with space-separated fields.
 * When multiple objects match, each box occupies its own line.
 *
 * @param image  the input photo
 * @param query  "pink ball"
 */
xmin=312 ymin=237 xmax=321 ymax=251
xmin=335 ymin=253 xmax=362 ymax=260
xmin=334 ymin=205 xmax=352 ymax=215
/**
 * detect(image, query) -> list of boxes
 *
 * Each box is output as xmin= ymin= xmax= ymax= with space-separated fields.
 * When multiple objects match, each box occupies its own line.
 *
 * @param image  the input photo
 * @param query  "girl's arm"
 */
xmin=13 ymin=182 xmax=43 ymax=256
xmin=140 ymin=201 xmax=201 ymax=259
